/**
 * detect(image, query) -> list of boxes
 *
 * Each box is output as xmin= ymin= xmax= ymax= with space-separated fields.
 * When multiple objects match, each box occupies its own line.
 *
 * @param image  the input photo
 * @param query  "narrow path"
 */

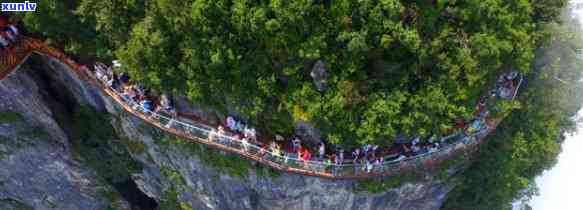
xmin=0 ymin=35 xmax=522 ymax=179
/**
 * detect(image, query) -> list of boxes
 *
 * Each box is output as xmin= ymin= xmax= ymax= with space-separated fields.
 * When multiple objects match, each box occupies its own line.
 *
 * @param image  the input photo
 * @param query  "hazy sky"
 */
xmin=527 ymin=1 xmax=583 ymax=209
xmin=529 ymin=111 xmax=582 ymax=210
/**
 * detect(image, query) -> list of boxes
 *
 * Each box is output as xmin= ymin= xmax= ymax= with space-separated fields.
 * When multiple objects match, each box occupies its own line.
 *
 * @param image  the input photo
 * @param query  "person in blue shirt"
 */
xmin=140 ymin=98 xmax=155 ymax=112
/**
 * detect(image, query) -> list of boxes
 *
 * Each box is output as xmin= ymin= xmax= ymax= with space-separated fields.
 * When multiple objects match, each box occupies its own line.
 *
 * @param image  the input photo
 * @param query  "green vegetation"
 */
xmin=356 ymin=171 xmax=425 ymax=193
xmin=69 ymin=106 xmax=143 ymax=209
xmin=70 ymin=106 xmax=143 ymax=183
xmin=434 ymin=154 xmax=469 ymax=182
xmin=17 ymin=127 xmax=49 ymax=140
xmin=158 ymin=136 xmax=281 ymax=178
xmin=443 ymin=8 xmax=583 ymax=210
xmin=16 ymin=0 xmax=568 ymax=147
xmin=160 ymin=166 xmax=188 ymax=188
xmin=197 ymin=147 xmax=254 ymax=178
xmin=255 ymin=164 xmax=282 ymax=178
xmin=356 ymin=154 xmax=467 ymax=193
xmin=157 ymin=188 xmax=193 ymax=210
xmin=160 ymin=136 xmax=254 ymax=178
xmin=0 ymin=111 xmax=22 ymax=124
xmin=122 ymin=137 xmax=148 ymax=154
xmin=14 ymin=0 xmax=579 ymax=209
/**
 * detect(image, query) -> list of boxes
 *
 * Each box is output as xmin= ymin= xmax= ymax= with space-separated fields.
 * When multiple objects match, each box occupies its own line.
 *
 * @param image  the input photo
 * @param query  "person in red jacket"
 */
xmin=301 ymin=147 xmax=312 ymax=168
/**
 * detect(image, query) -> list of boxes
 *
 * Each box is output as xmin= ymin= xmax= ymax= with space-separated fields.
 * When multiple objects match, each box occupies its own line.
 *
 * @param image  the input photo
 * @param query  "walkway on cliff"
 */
xmin=0 ymin=34 xmax=523 ymax=180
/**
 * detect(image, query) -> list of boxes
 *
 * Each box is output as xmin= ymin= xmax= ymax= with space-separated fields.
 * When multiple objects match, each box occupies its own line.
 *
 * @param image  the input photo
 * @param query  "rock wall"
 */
xmin=0 ymin=55 xmax=456 ymax=210
xmin=0 ymin=56 xmax=128 ymax=210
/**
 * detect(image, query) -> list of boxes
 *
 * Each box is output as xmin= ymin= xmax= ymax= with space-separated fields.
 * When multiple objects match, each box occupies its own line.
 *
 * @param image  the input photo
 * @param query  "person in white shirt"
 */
xmin=241 ymin=138 xmax=249 ymax=152
xmin=8 ymin=25 xmax=18 ymax=36
xmin=244 ymin=127 xmax=256 ymax=141
xmin=0 ymin=35 xmax=8 ymax=48
xmin=318 ymin=143 xmax=325 ymax=159
xmin=226 ymin=116 xmax=236 ymax=130
xmin=208 ymin=128 xmax=217 ymax=142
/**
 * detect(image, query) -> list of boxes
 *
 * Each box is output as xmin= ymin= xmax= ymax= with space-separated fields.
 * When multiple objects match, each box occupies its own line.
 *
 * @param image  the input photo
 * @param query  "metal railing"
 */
xmin=0 ymin=36 xmax=522 ymax=179
xmin=93 ymin=72 xmax=511 ymax=178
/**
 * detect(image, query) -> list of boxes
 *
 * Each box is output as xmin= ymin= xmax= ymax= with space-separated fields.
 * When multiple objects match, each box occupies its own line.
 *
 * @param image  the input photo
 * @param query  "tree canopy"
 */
xmin=16 ymin=0 xmax=567 ymax=147
xmin=13 ymin=0 xmax=579 ymax=209
xmin=443 ymin=6 xmax=583 ymax=209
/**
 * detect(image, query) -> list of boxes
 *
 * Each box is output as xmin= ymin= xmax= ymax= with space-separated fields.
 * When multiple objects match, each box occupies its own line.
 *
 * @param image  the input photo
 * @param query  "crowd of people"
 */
xmin=0 ymin=13 xmax=522 ymax=177
xmin=91 ymin=61 xmax=178 ymax=128
xmin=493 ymin=71 xmax=519 ymax=99
xmin=0 ymin=15 xmax=19 ymax=50
xmin=81 ymin=63 xmax=516 ymax=175
xmin=82 ymin=60 xmax=519 ymax=176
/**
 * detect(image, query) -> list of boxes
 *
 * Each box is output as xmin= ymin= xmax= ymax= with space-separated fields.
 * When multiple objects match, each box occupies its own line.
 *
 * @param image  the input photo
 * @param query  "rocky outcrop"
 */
xmin=0 ymin=54 xmax=457 ymax=210
xmin=0 ymin=57 xmax=128 ymax=210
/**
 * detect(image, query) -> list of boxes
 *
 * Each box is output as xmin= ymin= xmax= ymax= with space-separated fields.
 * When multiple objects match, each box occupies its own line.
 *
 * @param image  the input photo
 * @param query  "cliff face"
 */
xmin=0 ymin=55 xmax=456 ymax=210
xmin=0 ymin=56 xmax=128 ymax=210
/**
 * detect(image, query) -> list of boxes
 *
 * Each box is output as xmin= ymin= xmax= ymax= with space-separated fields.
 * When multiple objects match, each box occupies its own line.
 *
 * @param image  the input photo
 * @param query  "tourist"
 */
xmin=371 ymin=145 xmax=379 ymax=157
xmin=318 ymin=142 xmax=325 ymax=159
xmin=337 ymin=149 xmax=345 ymax=165
xmin=429 ymin=142 xmax=439 ymax=152
xmin=505 ymin=71 xmax=518 ymax=81
xmin=226 ymin=116 xmax=236 ymax=130
xmin=79 ymin=64 xmax=90 ymax=74
xmin=158 ymin=94 xmax=177 ymax=128
xmin=241 ymin=137 xmax=249 ymax=152
xmin=292 ymin=136 xmax=301 ymax=152
xmin=396 ymin=154 xmax=407 ymax=161
xmin=258 ymin=144 xmax=268 ymax=157
xmin=106 ymin=75 xmax=115 ymax=88
xmin=119 ymin=72 xmax=130 ymax=84
xmin=269 ymin=142 xmax=282 ymax=158
xmin=283 ymin=152 xmax=289 ymax=164
xmin=363 ymin=144 xmax=371 ymax=157
xmin=411 ymin=144 xmax=421 ymax=155
xmin=375 ymin=156 xmax=384 ymax=173
xmin=273 ymin=144 xmax=282 ymax=159
xmin=3 ymin=29 xmax=16 ymax=43
xmin=234 ymin=120 xmax=245 ymax=132
xmin=112 ymin=60 xmax=121 ymax=68
xmin=269 ymin=141 xmax=277 ymax=150
xmin=301 ymin=147 xmax=312 ymax=168
xmin=365 ymin=157 xmax=374 ymax=173
xmin=328 ymin=153 xmax=338 ymax=175
xmin=275 ymin=134 xmax=284 ymax=142
xmin=108 ymin=73 xmax=121 ymax=90
xmin=297 ymin=145 xmax=303 ymax=160
xmin=140 ymin=98 xmax=155 ymax=112
xmin=8 ymin=24 xmax=18 ymax=36
xmin=208 ymin=128 xmax=217 ymax=142
xmin=327 ymin=153 xmax=337 ymax=165
xmin=217 ymin=125 xmax=226 ymax=144
xmin=0 ymin=34 xmax=9 ymax=49
xmin=411 ymin=137 xmax=420 ymax=147
xmin=94 ymin=64 xmax=106 ymax=81
xmin=244 ymin=127 xmax=256 ymax=141
xmin=158 ymin=94 xmax=176 ymax=114
xmin=352 ymin=148 xmax=361 ymax=164
xmin=123 ymin=85 xmax=138 ymax=102
xmin=135 ymin=84 xmax=146 ymax=97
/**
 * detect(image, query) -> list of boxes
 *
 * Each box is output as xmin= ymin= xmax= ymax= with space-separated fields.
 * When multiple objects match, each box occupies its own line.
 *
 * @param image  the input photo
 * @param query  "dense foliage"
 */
xmin=13 ymin=0 xmax=579 ymax=209
xmin=15 ymin=0 xmax=566 ymax=147
xmin=443 ymin=8 xmax=583 ymax=210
